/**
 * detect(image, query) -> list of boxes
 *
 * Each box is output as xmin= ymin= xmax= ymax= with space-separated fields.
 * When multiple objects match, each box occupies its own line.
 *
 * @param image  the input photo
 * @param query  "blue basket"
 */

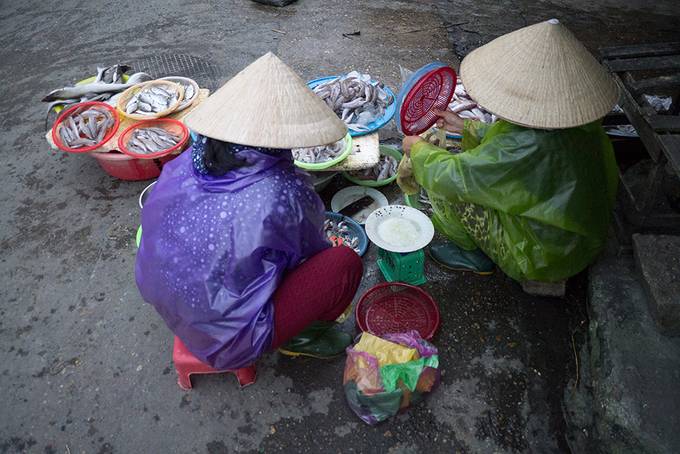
xmin=325 ymin=211 xmax=369 ymax=257
xmin=308 ymin=76 xmax=396 ymax=137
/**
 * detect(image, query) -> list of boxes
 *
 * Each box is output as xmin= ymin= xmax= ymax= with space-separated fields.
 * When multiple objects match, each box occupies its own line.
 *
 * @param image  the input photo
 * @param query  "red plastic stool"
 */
xmin=172 ymin=336 xmax=257 ymax=389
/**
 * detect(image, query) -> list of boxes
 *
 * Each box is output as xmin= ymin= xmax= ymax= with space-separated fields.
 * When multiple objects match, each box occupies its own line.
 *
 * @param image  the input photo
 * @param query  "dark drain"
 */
xmin=130 ymin=54 xmax=223 ymax=92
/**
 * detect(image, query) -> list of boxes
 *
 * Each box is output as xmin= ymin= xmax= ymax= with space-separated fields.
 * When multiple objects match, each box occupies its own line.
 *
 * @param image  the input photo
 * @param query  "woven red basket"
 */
xmin=356 ymin=283 xmax=440 ymax=340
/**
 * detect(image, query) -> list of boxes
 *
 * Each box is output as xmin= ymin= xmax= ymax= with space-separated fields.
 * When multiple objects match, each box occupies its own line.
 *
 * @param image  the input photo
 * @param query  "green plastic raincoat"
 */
xmin=407 ymin=119 xmax=618 ymax=282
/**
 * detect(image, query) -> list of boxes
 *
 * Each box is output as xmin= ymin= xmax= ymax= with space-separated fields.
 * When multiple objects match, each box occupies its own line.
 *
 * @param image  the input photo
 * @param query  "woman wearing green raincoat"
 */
xmin=399 ymin=19 xmax=619 ymax=283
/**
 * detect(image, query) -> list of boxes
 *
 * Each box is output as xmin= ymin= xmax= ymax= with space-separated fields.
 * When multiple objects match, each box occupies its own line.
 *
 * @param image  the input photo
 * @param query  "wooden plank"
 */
xmin=605 ymin=55 xmax=680 ymax=72
xmin=614 ymin=74 xmax=664 ymax=161
xmin=658 ymin=134 xmax=680 ymax=175
xmin=630 ymin=73 xmax=680 ymax=92
xmin=599 ymin=42 xmax=680 ymax=59
xmin=647 ymin=115 xmax=680 ymax=133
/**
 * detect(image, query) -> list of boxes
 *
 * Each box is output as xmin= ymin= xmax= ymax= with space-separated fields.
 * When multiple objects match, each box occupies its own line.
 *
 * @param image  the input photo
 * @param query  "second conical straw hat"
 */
xmin=460 ymin=19 xmax=618 ymax=129
xmin=184 ymin=52 xmax=347 ymax=148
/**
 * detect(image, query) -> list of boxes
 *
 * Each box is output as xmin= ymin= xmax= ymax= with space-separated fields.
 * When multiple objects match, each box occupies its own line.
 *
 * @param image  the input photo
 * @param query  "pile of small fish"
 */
xmin=161 ymin=77 xmax=197 ymax=109
xmin=57 ymin=106 xmax=115 ymax=149
xmin=448 ymin=81 xmax=496 ymax=123
xmin=292 ymin=137 xmax=346 ymax=164
xmin=324 ymin=218 xmax=361 ymax=254
xmin=348 ymin=154 xmax=398 ymax=181
xmin=312 ymin=71 xmax=393 ymax=132
xmin=42 ymin=64 xmax=152 ymax=125
xmin=125 ymin=84 xmax=180 ymax=116
xmin=126 ymin=127 xmax=182 ymax=154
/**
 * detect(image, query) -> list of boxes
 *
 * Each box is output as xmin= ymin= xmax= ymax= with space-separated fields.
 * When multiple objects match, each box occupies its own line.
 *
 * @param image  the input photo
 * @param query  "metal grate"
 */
xmin=130 ymin=54 xmax=223 ymax=92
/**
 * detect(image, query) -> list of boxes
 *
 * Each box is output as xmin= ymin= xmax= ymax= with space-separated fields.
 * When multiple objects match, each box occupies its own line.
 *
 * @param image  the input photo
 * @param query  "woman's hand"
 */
xmin=402 ymin=136 xmax=424 ymax=157
xmin=433 ymin=109 xmax=464 ymax=134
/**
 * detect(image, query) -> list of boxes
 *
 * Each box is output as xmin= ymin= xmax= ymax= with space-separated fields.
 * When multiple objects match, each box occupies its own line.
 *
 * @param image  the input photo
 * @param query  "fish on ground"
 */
xmin=312 ymin=71 xmax=393 ymax=132
xmin=57 ymin=106 xmax=115 ymax=149
xmin=126 ymin=127 xmax=182 ymax=154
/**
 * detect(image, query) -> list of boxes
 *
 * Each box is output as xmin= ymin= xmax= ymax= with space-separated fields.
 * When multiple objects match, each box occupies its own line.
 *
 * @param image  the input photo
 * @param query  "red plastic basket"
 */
xmin=90 ymin=151 xmax=179 ymax=181
xmin=400 ymin=66 xmax=457 ymax=136
xmin=52 ymin=101 xmax=120 ymax=153
xmin=356 ymin=283 xmax=440 ymax=340
xmin=118 ymin=119 xmax=189 ymax=159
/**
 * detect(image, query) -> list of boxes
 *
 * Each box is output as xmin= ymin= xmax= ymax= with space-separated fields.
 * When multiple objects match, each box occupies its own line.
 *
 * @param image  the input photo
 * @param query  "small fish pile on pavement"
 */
xmin=42 ymin=64 xmax=152 ymax=123
xmin=313 ymin=71 xmax=394 ymax=132
xmin=324 ymin=218 xmax=361 ymax=254
xmin=126 ymin=127 xmax=182 ymax=154
xmin=162 ymin=77 xmax=197 ymax=109
xmin=348 ymin=154 xmax=398 ymax=181
xmin=292 ymin=136 xmax=346 ymax=164
xmin=448 ymin=81 xmax=496 ymax=123
xmin=57 ymin=106 xmax=115 ymax=149
xmin=126 ymin=84 xmax=180 ymax=116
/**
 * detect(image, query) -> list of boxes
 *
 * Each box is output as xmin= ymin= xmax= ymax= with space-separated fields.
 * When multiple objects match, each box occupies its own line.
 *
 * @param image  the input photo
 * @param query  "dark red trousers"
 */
xmin=270 ymin=246 xmax=363 ymax=349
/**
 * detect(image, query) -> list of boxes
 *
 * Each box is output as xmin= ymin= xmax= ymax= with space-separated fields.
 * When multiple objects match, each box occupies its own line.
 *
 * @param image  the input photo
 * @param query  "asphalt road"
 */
xmin=1 ymin=1 xmax=678 ymax=453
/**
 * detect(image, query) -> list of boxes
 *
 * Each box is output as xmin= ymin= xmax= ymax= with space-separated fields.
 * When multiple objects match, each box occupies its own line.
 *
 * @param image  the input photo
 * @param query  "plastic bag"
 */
xmin=353 ymin=332 xmax=418 ymax=366
xmin=343 ymin=331 xmax=440 ymax=425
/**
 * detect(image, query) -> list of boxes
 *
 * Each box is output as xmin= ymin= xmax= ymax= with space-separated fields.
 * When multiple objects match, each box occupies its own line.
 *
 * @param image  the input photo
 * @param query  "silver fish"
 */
xmin=42 ymin=72 xmax=152 ymax=102
xmin=58 ymin=106 xmax=114 ymax=149
xmin=292 ymin=137 xmax=346 ymax=164
xmin=126 ymin=83 xmax=178 ymax=116
xmin=348 ymin=154 xmax=398 ymax=181
xmin=447 ymin=81 xmax=496 ymax=123
xmin=313 ymin=71 xmax=393 ymax=132
xmin=323 ymin=219 xmax=361 ymax=254
xmin=160 ymin=77 xmax=199 ymax=109
xmin=126 ymin=127 xmax=182 ymax=154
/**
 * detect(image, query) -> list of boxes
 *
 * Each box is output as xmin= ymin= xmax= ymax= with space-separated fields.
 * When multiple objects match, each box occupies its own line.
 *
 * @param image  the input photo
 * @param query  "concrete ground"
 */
xmin=1 ymin=1 xmax=679 ymax=453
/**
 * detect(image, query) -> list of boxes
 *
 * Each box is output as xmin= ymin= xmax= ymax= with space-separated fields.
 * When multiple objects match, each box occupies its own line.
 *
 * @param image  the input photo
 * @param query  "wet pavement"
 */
xmin=1 ymin=1 xmax=679 ymax=453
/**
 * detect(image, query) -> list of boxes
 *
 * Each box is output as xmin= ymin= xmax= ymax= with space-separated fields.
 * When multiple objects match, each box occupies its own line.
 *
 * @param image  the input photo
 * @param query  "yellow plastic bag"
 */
xmin=353 ymin=332 xmax=418 ymax=367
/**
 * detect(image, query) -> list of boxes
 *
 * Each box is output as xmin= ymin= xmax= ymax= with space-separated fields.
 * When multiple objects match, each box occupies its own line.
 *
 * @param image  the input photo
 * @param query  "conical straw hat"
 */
xmin=184 ymin=52 xmax=347 ymax=148
xmin=460 ymin=19 xmax=618 ymax=129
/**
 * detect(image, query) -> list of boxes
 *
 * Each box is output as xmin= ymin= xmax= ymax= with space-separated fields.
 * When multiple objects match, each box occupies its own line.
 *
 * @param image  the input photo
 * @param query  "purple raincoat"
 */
xmin=135 ymin=146 xmax=329 ymax=369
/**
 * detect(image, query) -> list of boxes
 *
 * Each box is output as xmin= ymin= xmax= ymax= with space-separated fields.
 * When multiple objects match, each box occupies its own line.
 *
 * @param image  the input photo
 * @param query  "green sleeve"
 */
xmin=461 ymin=119 xmax=492 ymax=150
xmin=409 ymin=128 xmax=533 ymax=214
xmin=409 ymin=121 xmax=618 ymax=238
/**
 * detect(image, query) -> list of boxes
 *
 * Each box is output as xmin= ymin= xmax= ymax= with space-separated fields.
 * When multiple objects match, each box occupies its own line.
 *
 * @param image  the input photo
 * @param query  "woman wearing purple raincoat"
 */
xmin=136 ymin=53 xmax=363 ymax=370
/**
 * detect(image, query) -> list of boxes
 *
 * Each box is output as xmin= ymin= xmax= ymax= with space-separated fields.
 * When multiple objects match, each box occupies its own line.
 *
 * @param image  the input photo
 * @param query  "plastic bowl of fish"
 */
xmin=292 ymin=133 xmax=353 ymax=171
xmin=343 ymin=145 xmax=401 ymax=187
xmin=324 ymin=211 xmax=368 ymax=257
xmin=51 ymin=101 xmax=120 ymax=153
xmin=117 ymin=80 xmax=185 ymax=120
xmin=308 ymin=72 xmax=396 ymax=137
xmin=159 ymin=76 xmax=199 ymax=112
xmin=118 ymin=119 xmax=189 ymax=159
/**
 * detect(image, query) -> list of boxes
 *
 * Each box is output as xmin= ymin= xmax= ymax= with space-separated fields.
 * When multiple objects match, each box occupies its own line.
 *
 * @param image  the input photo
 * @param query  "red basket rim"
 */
xmin=355 ymin=282 xmax=440 ymax=340
xmin=400 ymin=66 xmax=457 ymax=136
xmin=117 ymin=119 xmax=189 ymax=159
xmin=51 ymin=101 xmax=120 ymax=153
